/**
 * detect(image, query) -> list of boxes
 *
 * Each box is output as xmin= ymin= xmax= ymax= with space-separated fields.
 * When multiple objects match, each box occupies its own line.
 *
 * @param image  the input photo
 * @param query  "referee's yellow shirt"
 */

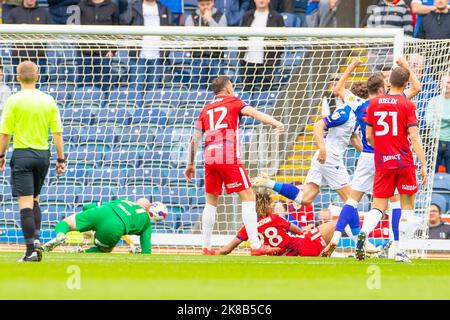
xmin=0 ymin=89 xmax=63 ymax=150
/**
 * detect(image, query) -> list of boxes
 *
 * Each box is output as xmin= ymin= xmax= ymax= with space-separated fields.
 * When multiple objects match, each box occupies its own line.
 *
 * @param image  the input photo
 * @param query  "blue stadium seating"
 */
xmin=431 ymin=193 xmax=448 ymax=212
xmin=103 ymin=148 xmax=143 ymax=168
xmin=76 ymin=186 xmax=118 ymax=204
xmin=281 ymin=51 xmax=304 ymax=68
xmin=61 ymin=108 xmax=94 ymax=126
xmin=144 ymin=90 xmax=179 ymax=107
xmin=0 ymin=185 xmax=13 ymax=202
xmin=153 ymin=127 xmax=192 ymax=146
xmin=90 ymin=168 xmax=128 ymax=187
xmin=282 ymin=12 xmax=302 ymax=27
xmin=167 ymin=109 xmax=201 ymax=126
xmin=178 ymin=208 xmax=201 ymax=230
xmin=41 ymin=84 xmax=74 ymax=102
xmin=40 ymin=204 xmax=71 ymax=224
xmin=178 ymin=90 xmax=214 ymax=107
xmin=142 ymin=150 xmax=173 ymax=168
xmin=107 ymin=87 xmax=143 ymax=108
xmin=78 ymin=126 xmax=118 ymax=144
xmin=49 ymin=165 xmax=92 ymax=186
xmin=169 ymin=50 xmax=193 ymax=65
xmin=433 ymin=173 xmax=450 ymax=191
xmin=48 ymin=65 xmax=77 ymax=83
xmin=250 ymin=91 xmax=281 ymax=107
xmin=167 ymin=169 xmax=196 ymax=187
xmin=189 ymin=188 xmax=206 ymax=206
xmin=0 ymin=204 xmax=19 ymax=221
xmin=358 ymin=195 xmax=371 ymax=212
xmin=130 ymin=108 xmax=168 ymax=126
xmin=69 ymin=144 xmax=107 ymax=166
xmin=314 ymin=190 xmax=334 ymax=209
xmin=117 ymin=186 xmax=154 ymax=202
xmin=117 ymin=126 xmax=157 ymax=145
xmin=93 ymin=108 xmax=132 ymax=126
xmin=126 ymin=168 xmax=167 ymax=187
xmin=156 ymin=210 xmax=179 ymax=231
xmin=153 ymin=187 xmax=190 ymax=206
xmin=40 ymin=186 xmax=78 ymax=204
xmin=70 ymin=86 xmax=104 ymax=109
xmin=63 ymin=126 xmax=81 ymax=143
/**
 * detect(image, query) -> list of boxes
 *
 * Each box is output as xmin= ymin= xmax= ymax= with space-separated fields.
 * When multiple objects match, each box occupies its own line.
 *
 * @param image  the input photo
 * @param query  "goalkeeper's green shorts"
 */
xmin=75 ymin=207 xmax=125 ymax=252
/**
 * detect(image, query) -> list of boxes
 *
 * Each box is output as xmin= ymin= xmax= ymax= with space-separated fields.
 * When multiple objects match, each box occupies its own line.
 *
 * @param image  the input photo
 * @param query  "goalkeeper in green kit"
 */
xmin=42 ymin=198 xmax=153 ymax=254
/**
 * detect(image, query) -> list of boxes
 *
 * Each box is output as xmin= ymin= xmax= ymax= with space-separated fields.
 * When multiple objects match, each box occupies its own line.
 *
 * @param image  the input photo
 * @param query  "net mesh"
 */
xmin=0 ymin=31 xmax=448 ymax=255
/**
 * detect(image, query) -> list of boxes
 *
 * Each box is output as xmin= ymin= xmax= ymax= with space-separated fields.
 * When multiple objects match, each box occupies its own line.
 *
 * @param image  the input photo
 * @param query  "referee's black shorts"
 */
xmin=10 ymin=149 xmax=50 ymax=198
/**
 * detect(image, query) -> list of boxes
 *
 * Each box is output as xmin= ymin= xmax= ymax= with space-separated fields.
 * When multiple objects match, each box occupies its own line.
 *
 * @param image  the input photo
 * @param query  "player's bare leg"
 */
xmin=202 ymin=193 xmax=219 ymax=255
xmin=318 ymin=221 xmax=340 ymax=257
xmin=42 ymin=214 xmax=76 ymax=252
xmin=356 ymin=198 xmax=389 ymax=261
xmin=253 ymin=173 xmax=320 ymax=206
xmin=238 ymin=188 xmax=279 ymax=256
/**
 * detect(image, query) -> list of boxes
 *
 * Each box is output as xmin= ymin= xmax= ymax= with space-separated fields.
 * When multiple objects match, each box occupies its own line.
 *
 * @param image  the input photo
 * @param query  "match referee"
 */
xmin=0 ymin=61 xmax=66 ymax=262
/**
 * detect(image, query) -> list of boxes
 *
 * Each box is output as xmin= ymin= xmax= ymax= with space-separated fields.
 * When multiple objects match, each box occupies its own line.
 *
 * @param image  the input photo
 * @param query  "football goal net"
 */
xmin=0 ymin=25 xmax=448 ymax=257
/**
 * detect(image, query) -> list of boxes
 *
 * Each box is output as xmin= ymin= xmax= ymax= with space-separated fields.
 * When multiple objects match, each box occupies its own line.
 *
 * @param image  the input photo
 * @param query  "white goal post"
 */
xmin=0 ymin=25 xmax=448 ymax=256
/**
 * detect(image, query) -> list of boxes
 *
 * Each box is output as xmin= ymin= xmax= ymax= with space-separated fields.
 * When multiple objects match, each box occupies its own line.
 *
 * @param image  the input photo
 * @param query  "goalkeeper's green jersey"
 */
xmin=83 ymin=198 xmax=152 ymax=253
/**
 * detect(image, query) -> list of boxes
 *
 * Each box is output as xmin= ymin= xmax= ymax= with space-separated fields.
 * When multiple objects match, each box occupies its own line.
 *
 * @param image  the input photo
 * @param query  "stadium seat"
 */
xmin=224 ymin=48 xmax=240 ymax=68
xmin=78 ymin=126 xmax=118 ymax=144
xmin=70 ymin=86 xmax=104 ymax=109
xmin=90 ymin=167 xmax=128 ymax=187
xmin=93 ymin=108 xmax=132 ymax=126
xmin=282 ymin=12 xmax=301 ymax=27
xmin=107 ymin=87 xmax=143 ymax=108
xmin=69 ymin=144 xmax=107 ymax=166
xmin=40 ymin=186 xmax=79 ymax=204
xmin=155 ymin=211 xmax=179 ymax=232
xmin=143 ymin=90 xmax=179 ymax=107
xmin=178 ymin=208 xmax=202 ymax=231
xmin=0 ymin=204 xmax=19 ymax=221
xmin=0 ymin=185 xmax=13 ymax=202
xmin=189 ymin=188 xmax=206 ymax=206
xmin=141 ymin=150 xmax=173 ymax=168
xmin=117 ymin=186 xmax=154 ymax=202
xmin=126 ymin=168 xmax=168 ymax=186
xmin=102 ymin=148 xmax=143 ymax=168
xmin=281 ymin=51 xmax=304 ymax=68
xmin=48 ymin=65 xmax=77 ymax=83
xmin=40 ymin=204 xmax=70 ymax=219
xmin=76 ymin=186 xmax=118 ymax=204
xmin=40 ymin=84 xmax=74 ymax=102
xmin=431 ymin=193 xmax=448 ymax=213
xmin=153 ymin=187 xmax=190 ymax=206
xmin=169 ymin=50 xmax=193 ymax=65
xmin=178 ymin=90 xmax=214 ymax=107
xmin=49 ymin=165 xmax=92 ymax=186
xmin=166 ymin=169 xmax=196 ymax=187
xmin=60 ymin=108 xmax=94 ymax=126
xmin=250 ymin=91 xmax=281 ymax=107
xmin=433 ymin=173 xmax=450 ymax=191
xmin=314 ymin=191 xmax=334 ymax=209
xmin=153 ymin=127 xmax=193 ymax=146
xmin=358 ymin=195 xmax=371 ymax=212
xmin=63 ymin=126 xmax=81 ymax=144
xmin=167 ymin=109 xmax=201 ymax=126
xmin=130 ymin=108 xmax=168 ymax=126
xmin=116 ymin=125 xmax=157 ymax=146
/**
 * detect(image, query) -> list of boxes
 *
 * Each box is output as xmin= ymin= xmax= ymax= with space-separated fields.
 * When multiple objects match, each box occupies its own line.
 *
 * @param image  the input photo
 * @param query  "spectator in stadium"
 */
xmin=127 ymin=0 xmax=172 ymax=90
xmin=5 ymin=0 xmax=53 ymax=82
xmin=214 ymin=0 xmax=250 ymax=26
xmin=0 ymin=65 xmax=11 ymax=117
xmin=427 ymin=203 xmax=450 ymax=239
xmin=48 ymin=0 xmax=81 ymax=24
xmin=416 ymin=0 xmax=450 ymax=39
xmin=306 ymin=0 xmax=338 ymax=27
xmin=366 ymin=0 xmax=413 ymax=71
xmin=76 ymin=0 xmax=119 ymax=90
xmin=249 ymin=0 xmax=295 ymax=14
xmin=239 ymin=0 xmax=284 ymax=92
xmin=1 ymin=0 xmax=21 ymax=22
xmin=185 ymin=0 xmax=227 ymax=89
xmin=426 ymin=75 xmax=450 ymax=172
xmin=411 ymin=0 xmax=450 ymax=37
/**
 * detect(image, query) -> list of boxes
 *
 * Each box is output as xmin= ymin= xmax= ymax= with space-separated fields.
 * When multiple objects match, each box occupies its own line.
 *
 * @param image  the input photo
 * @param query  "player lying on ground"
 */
xmin=211 ymin=193 xmax=337 ymax=257
xmin=42 ymin=198 xmax=154 ymax=254
xmin=321 ymin=57 xmax=422 ymax=257
xmin=184 ymin=76 xmax=284 ymax=256
xmin=252 ymin=84 xmax=369 ymax=247
xmin=356 ymin=66 xmax=427 ymax=262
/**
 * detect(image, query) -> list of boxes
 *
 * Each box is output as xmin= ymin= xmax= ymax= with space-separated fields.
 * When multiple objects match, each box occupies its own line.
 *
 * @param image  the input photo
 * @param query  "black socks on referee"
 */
xmin=33 ymin=201 xmax=42 ymax=241
xmin=20 ymin=208 xmax=35 ymax=256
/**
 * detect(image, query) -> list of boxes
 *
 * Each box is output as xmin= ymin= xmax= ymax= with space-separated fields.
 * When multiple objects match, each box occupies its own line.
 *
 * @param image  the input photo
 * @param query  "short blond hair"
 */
xmin=17 ymin=61 xmax=39 ymax=84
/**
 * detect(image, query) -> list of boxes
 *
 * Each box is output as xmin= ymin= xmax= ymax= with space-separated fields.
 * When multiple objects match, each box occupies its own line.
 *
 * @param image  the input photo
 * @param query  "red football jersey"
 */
xmin=195 ymin=95 xmax=247 ymax=165
xmin=366 ymin=94 xmax=418 ymax=170
xmin=236 ymin=213 xmax=300 ymax=254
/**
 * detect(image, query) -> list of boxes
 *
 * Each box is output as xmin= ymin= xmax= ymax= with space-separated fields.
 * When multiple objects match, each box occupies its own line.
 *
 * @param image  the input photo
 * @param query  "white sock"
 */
xmin=346 ymin=198 xmax=359 ymax=208
xmin=331 ymin=231 xmax=342 ymax=244
xmin=202 ymin=203 xmax=217 ymax=250
xmin=294 ymin=191 xmax=303 ymax=204
xmin=344 ymin=225 xmax=357 ymax=242
xmin=398 ymin=209 xmax=416 ymax=253
xmin=361 ymin=209 xmax=383 ymax=235
xmin=241 ymin=201 xmax=262 ymax=249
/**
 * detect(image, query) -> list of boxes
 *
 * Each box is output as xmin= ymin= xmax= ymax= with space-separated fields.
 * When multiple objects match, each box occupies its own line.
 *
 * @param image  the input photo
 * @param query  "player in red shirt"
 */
xmin=184 ymin=76 xmax=285 ymax=256
xmin=356 ymin=66 xmax=428 ymax=262
xmin=213 ymin=193 xmax=337 ymax=257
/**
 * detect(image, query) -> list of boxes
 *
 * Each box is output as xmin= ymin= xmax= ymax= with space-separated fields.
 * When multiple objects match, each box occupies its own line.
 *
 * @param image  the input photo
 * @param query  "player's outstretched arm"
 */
xmin=184 ymin=129 xmax=203 ymax=182
xmin=313 ymin=120 xmax=327 ymax=164
xmin=396 ymin=57 xmax=421 ymax=100
xmin=218 ymin=237 xmax=243 ymax=255
xmin=0 ymin=133 xmax=11 ymax=171
xmin=350 ymin=132 xmax=363 ymax=152
xmin=139 ymin=225 xmax=152 ymax=254
xmin=241 ymin=106 xmax=284 ymax=135
xmin=408 ymin=125 xmax=428 ymax=185
xmin=365 ymin=125 xmax=374 ymax=147
xmin=53 ymin=132 xmax=66 ymax=176
xmin=288 ymin=223 xmax=303 ymax=236
xmin=334 ymin=58 xmax=363 ymax=100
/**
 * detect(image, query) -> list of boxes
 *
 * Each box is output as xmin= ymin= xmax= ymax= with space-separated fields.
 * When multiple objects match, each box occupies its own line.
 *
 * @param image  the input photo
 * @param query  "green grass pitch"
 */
xmin=1 ymin=252 xmax=450 ymax=299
